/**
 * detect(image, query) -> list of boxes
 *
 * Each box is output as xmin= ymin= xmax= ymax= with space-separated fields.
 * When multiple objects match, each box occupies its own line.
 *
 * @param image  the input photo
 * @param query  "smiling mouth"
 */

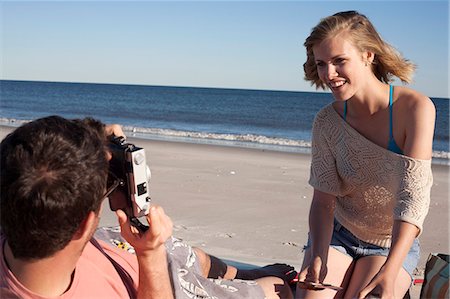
xmin=328 ymin=80 xmax=347 ymax=89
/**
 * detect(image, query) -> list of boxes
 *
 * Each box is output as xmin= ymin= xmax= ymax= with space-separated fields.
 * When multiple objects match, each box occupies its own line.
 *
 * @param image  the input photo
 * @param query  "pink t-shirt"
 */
xmin=0 ymin=235 xmax=139 ymax=298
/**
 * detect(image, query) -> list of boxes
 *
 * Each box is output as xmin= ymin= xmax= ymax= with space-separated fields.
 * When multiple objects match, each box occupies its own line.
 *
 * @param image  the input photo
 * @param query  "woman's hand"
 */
xmin=301 ymin=189 xmax=335 ymax=285
xmin=357 ymin=267 xmax=396 ymax=298
xmin=305 ymin=255 xmax=328 ymax=284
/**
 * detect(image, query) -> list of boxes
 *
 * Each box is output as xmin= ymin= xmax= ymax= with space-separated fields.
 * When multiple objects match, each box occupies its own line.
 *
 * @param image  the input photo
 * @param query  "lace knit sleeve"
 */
xmin=394 ymin=159 xmax=433 ymax=235
xmin=308 ymin=110 xmax=343 ymax=196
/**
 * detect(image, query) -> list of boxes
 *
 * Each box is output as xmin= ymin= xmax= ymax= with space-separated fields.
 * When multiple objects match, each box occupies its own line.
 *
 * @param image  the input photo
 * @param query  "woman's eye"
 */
xmin=316 ymin=61 xmax=325 ymax=67
xmin=334 ymin=58 xmax=345 ymax=64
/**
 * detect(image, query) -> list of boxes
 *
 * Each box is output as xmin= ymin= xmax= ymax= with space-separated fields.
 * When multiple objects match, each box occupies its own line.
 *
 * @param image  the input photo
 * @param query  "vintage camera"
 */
xmin=107 ymin=135 xmax=151 ymax=231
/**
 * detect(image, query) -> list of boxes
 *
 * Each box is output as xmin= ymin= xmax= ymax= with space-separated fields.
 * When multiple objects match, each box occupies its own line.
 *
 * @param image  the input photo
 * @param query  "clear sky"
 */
xmin=1 ymin=0 xmax=449 ymax=98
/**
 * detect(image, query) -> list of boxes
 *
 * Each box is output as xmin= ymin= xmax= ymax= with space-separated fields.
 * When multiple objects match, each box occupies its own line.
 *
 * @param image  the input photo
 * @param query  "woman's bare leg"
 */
xmin=193 ymin=247 xmax=293 ymax=299
xmin=344 ymin=256 xmax=411 ymax=298
xmin=193 ymin=247 xmax=296 ymax=280
xmin=295 ymin=247 xmax=354 ymax=299
xmin=256 ymin=276 xmax=293 ymax=299
xmin=193 ymin=247 xmax=237 ymax=279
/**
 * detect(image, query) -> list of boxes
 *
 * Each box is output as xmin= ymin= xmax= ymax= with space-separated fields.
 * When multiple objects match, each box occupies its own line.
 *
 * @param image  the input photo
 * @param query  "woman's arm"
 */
xmin=359 ymin=90 xmax=436 ymax=298
xmin=401 ymin=90 xmax=436 ymax=160
xmin=358 ymin=220 xmax=418 ymax=298
xmin=303 ymin=189 xmax=336 ymax=283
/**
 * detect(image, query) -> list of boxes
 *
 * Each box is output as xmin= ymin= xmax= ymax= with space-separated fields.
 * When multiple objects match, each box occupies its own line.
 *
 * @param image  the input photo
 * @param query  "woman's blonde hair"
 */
xmin=304 ymin=11 xmax=416 ymax=89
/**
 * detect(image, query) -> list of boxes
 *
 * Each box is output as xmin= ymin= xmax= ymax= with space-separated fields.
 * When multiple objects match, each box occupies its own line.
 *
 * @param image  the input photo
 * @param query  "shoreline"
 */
xmin=0 ymin=125 xmax=448 ymax=275
xmin=1 ymin=121 xmax=449 ymax=164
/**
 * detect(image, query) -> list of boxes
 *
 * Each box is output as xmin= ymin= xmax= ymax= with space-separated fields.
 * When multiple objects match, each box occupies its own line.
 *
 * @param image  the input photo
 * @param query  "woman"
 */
xmin=296 ymin=11 xmax=435 ymax=299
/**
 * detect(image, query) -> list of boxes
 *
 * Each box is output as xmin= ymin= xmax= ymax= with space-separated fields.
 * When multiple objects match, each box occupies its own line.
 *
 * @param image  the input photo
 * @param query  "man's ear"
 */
xmin=72 ymin=211 xmax=97 ymax=241
xmin=106 ymin=150 xmax=112 ymax=161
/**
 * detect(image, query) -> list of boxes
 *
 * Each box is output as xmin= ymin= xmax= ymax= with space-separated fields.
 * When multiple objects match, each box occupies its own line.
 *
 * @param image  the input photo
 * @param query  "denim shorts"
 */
xmin=305 ymin=219 xmax=420 ymax=280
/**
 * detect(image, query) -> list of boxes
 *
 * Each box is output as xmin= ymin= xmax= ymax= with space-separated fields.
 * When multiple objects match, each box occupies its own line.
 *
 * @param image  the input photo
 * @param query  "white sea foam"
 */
xmin=122 ymin=125 xmax=312 ymax=148
xmin=0 ymin=118 xmax=29 ymax=127
xmin=121 ymin=125 xmax=450 ymax=164
xmin=1 ymin=118 xmax=448 ymax=164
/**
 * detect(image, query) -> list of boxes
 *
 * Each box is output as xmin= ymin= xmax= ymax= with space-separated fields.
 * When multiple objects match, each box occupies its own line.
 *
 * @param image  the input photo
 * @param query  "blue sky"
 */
xmin=1 ymin=1 xmax=449 ymax=98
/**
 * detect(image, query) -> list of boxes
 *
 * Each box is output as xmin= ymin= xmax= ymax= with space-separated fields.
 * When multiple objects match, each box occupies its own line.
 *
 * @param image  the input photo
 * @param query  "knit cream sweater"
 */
xmin=309 ymin=104 xmax=433 ymax=248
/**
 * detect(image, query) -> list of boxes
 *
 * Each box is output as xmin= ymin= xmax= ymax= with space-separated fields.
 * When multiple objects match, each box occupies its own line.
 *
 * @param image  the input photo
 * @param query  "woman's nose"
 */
xmin=326 ymin=64 xmax=337 ymax=80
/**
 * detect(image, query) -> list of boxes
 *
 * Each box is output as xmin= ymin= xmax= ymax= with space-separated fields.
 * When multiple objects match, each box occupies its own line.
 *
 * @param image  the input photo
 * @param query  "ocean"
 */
xmin=1 ymin=80 xmax=448 ymax=164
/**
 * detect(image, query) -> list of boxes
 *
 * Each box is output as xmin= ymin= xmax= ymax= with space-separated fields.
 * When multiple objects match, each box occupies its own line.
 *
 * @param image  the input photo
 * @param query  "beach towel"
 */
xmin=94 ymin=226 xmax=265 ymax=299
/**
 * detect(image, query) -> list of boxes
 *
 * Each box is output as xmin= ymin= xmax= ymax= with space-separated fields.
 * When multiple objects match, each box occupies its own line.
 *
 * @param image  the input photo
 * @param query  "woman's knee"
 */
xmin=256 ymin=276 xmax=293 ymax=299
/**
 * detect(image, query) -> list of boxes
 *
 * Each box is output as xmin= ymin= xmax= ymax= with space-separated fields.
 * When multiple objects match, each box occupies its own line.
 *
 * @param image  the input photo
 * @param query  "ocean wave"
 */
xmin=0 ymin=118 xmax=29 ymax=127
xmin=121 ymin=125 xmax=450 ymax=164
xmin=122 ymin=125 xmax=312 ymax=148
xmin=1 ymin=117 xmax=448 ymax=163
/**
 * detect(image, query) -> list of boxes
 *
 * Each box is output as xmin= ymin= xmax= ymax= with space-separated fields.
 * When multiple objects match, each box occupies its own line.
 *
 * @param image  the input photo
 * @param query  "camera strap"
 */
xmin=90 ymin=238 xmax=137 ymax=299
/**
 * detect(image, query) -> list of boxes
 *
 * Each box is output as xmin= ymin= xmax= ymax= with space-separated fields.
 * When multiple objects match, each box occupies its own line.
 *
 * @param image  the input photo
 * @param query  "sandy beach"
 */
xmin=1 ymin=125 xmax=448 ymax=293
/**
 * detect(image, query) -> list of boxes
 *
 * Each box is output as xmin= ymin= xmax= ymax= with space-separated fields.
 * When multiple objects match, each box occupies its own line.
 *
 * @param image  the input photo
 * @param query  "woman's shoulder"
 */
xmin=312 ymin=103 xmax=339 ymax=127
xmin=394 ymin=86 xmax=435 ymax=117
xmin=394 ymin=86 xmax=436 ymax=159
xmin=315 ymin=103 xmax=337 ymax=118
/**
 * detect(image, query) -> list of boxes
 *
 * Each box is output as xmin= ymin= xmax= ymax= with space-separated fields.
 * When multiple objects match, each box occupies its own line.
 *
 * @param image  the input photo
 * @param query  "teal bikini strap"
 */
xmin=344 ymin=101 xmax=348 ymax=121
xmin=343 ymin=86 xmax=402 ymax=154
xmin=389 ymin=85 xmax=394 ymax=140
xmin=387 ymin=85 xmax=403 ymax=154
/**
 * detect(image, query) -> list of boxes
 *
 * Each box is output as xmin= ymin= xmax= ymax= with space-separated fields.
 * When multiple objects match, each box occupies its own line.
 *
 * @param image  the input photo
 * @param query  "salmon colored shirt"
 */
xmin=0 ymin=235 xmax=139 ymax=299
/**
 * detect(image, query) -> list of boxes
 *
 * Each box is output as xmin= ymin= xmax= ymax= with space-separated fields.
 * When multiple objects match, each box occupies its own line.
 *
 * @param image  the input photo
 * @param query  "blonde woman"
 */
xmin=297 ymin=11 xmax=435 ymax=299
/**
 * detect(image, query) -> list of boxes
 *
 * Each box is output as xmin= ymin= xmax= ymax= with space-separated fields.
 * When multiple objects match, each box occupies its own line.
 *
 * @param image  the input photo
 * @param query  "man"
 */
xmin=0 ymin=116 xmax=294 ymax=298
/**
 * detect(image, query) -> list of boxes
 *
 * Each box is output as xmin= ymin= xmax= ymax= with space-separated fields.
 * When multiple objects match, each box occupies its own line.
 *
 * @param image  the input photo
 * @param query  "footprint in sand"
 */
xmin=173 ymin=224 xmax=188 ymax=231
xmin=217 ymin=232 xmax=236 ymax=238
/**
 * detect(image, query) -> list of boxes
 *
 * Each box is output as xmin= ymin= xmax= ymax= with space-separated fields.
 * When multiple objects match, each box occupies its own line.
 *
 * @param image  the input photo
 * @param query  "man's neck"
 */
xmin=4 ymin=240 xmax=80 ymax=297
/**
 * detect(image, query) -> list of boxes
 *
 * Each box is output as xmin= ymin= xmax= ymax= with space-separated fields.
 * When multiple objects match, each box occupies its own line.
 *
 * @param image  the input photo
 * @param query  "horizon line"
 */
xmin=1 ymin=78 xmax=448 ymax=99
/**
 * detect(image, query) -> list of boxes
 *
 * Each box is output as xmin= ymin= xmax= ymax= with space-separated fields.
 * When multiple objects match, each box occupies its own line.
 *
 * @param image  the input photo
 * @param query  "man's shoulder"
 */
xmin=71 ymin=238 xmax=139 ymax=296
xmin=0 ymin=234 xmax=27 ymax=299
xmin=84 ymin=237 xmax=137 ymax=264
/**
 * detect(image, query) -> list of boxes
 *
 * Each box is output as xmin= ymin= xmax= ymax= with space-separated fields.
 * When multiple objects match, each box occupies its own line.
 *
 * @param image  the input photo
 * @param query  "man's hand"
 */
xmin=104 ymin=124 xmax=125 ymax=161
xmin=105 ymin=124 xmax=125 ymax=138
xmin=116 ymin=206 xmax=174 ymax=299
xmin=116 ymin=205 xmax=173 ymax=255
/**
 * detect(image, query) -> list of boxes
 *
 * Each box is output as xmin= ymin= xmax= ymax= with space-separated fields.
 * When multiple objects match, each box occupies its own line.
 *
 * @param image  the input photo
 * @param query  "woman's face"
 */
xmin=313 ymin=34 xmax=369 ymax=101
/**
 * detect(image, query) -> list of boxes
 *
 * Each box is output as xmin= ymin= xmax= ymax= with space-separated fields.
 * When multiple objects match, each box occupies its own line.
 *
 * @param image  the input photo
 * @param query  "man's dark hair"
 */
xmin=0 ymin=116 xmax=109 ymax=260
